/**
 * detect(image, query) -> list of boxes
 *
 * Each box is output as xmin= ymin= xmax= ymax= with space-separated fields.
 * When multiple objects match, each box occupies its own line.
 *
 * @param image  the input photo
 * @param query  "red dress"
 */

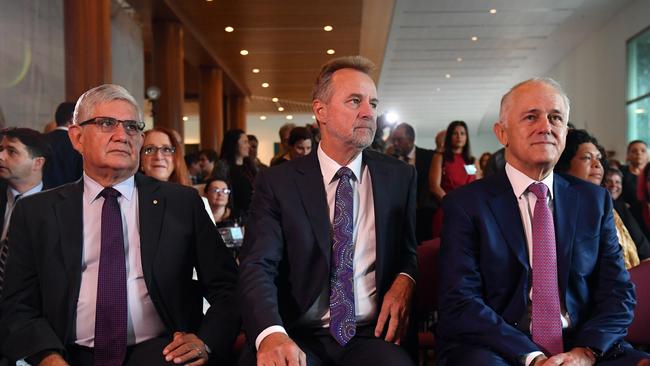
xmin=432 ymin=154 xmax=476 ymax=238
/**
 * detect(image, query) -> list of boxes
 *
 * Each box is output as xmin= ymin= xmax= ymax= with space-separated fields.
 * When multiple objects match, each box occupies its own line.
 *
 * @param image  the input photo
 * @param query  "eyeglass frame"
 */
xmin=207 ymin=188 xmax=231 ymax=195
xmin=78 ymin=117 xmax=145 ymax=135
xmin=142 ymin=145 xmax=176 ymax=156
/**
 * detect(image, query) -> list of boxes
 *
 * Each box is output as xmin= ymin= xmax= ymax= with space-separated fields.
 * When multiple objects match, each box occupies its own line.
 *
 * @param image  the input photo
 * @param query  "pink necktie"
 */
xmin=528 ymin=183 xmax=563 ymax=356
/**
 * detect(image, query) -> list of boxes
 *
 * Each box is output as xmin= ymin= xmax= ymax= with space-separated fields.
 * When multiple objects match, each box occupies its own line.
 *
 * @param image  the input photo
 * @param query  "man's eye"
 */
xmin=100 ymin=119 xmax=115 ymax=127
xmin=525 ymin=115 xmax=536 ymax=121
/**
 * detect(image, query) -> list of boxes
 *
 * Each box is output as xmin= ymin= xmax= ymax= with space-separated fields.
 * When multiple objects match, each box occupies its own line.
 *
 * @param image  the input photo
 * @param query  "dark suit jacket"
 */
xmin=414 ymin=147 xmax=436 ymax=210
xmin=238 ymin=149 xmax=418 ymax=343
xmin=437 ymin=171 xmax=635 ymax=364
xmin=43 ymin=129 xmax=83 ymax=188
xmin=0 ymin=174 xmax=240 ymax=361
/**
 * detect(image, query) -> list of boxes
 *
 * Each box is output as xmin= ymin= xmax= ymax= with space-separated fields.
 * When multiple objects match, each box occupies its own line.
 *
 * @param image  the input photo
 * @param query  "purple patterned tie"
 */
xmin=94 ymin=187 xmax=128 ymax=366
xmin=329 ymin=167 xmax=356 ymax=346
xmin=528 ymin=183 xmax=563 ymax=356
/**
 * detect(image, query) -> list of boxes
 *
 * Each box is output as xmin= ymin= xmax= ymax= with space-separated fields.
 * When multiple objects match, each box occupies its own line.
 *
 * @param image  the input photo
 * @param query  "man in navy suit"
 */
xmin=437 ymin=78 xmax=648 ymax=365
xmin=238 ymin=56 xmax=417 ymax=366
xmin=43 ymin=102 xmax=83 ymax=188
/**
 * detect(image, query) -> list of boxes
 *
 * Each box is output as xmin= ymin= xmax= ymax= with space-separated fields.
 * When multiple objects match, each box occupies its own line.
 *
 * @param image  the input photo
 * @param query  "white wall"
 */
xmin=546 ymin=0 xmax=650 ymax=160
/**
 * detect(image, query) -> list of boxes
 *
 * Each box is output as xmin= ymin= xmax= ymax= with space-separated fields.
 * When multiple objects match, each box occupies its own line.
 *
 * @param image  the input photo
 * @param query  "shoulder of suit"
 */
xmin=554 ymin=172 xmax=608 ymax=196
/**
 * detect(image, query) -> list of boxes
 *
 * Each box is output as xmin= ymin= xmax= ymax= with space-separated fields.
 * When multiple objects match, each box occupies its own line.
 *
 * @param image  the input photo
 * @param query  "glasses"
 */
xmin=207 ymin=188 xmax=231 ymax=195
xmin=79 ymin=117 xmax=145 ymax=135
xmin=142 ymin=145 xmax=176 ymax=156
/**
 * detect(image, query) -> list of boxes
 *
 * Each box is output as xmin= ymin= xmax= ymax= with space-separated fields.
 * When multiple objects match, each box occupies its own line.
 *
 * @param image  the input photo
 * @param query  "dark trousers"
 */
xmin=438 ymin=343 xmax=650 ymax=366
xmin=239 ymin=326 xmax=414 ymax=366
xmin=67 ymin=337 xmax=171 ymax=366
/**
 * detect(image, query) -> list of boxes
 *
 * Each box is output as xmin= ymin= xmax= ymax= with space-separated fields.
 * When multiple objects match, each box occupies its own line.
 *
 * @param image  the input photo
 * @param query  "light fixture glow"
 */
xmin=457 ymin=57 xmax=463 ymax=62
xmin=385 ymin=112 xmax=399 ymax=124
xmin=445 ymin=74 xmax=451 ymax=79
xmin=326 ymin=49 xmax=336 ymax=55
xmin=225 ymin=26 xmax=234 ymax=32
xmin=436 ymin=87 xmax=441 ymax=92
xmin=323 ymin=25 xmax=333 ymax=31
xmin=272 ymin=97 xmax=279 ymax=102
xmin=635 ymin=108 xmax=647 ymax=114
xmin=262 ymin=82 xmax=270 ymax=88
xmin=312 ymin=115 xmax=316 ymax=120
xmin=182 ymin=116 xmax=189 ymax=121
xmin=286 ymin=115 xmax=294 ymax=120
xmin=260 ymin=115 xmax=267 ymax=120
xmin=240 ymin=49 xmax=249 ymax=55
xmin=252 ymin=68 xmax=260 ymax=73
xmin=471 ymin=36 xmax=478 ymax=42
xmin=278 ymin=107 xmax=285 ymax=112
xmin=489 ymin=9 xmax=497 ymax=14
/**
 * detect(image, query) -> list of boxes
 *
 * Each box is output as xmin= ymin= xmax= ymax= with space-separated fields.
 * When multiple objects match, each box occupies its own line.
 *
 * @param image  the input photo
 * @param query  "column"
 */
xmin=228 ymin=95 xmax=247 ymax=131
xmin=199 ymin=66 xmax=224 ymax=151
xmin=64 ymin=0 xmax=111 ymax=101
xmin=152 ymin=20 xmax=184 ymax=138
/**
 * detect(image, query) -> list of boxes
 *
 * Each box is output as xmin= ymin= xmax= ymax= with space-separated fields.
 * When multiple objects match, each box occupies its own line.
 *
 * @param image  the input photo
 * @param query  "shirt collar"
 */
xmin=317 ymin=144 xmax=363 ymax=184
xmin=505 ymin=162 xmax=554 ymax=200
xmin=83 ymin=172 xmax=136 ymax=204
xmin=406 ymin=146 xmax=416 ymax=161
xmin=8 ymin=182 xmax=43 ymax=203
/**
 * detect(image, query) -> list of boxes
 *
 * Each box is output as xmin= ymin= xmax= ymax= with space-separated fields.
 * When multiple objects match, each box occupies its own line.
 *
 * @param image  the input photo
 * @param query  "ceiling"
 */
xmin=137 ymin=0 xmax=633 ymax=142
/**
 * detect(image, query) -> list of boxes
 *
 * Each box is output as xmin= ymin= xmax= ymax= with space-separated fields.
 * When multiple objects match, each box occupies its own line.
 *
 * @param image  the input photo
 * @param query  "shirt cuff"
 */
xmin=255 ymin=325 xmax=288 ymax=350
xmin=525 ymin=351 xmax=545 ymax=366
xmin=399 ymin=272 xmax=416 ymax=284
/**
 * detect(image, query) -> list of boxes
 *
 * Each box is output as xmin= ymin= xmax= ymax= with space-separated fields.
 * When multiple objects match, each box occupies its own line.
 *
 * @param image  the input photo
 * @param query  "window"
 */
xmin=627 ymin=27 xmax=650 ymax=142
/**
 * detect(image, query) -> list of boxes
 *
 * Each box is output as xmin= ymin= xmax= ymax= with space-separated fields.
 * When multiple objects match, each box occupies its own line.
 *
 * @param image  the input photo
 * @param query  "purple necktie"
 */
xmin=329 ymin=167 xmax=356 ymax=346
xmin=94 ymin=187 xmax=128 ymax=366
xmin=528 ymin=183 xmax=563 ymax=356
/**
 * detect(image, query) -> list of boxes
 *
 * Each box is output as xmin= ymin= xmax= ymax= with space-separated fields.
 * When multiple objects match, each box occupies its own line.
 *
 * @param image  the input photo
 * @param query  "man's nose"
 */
xmin=359 ymin=100 xmax=376 ymax=118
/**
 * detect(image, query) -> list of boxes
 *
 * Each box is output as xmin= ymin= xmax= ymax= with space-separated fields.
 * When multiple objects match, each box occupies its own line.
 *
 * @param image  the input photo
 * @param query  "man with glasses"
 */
xmin=0 ymin=84 xmax=240 ymax=365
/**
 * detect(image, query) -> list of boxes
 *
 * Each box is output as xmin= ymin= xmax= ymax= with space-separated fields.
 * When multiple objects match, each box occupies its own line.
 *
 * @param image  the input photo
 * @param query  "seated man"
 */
xmin=437 ymin=77 xmax=649 ymax=365
xmin=238 ymin=56 xmax=417 ymax=366
xmin=0 ymin=84 xmax=240 ymax=365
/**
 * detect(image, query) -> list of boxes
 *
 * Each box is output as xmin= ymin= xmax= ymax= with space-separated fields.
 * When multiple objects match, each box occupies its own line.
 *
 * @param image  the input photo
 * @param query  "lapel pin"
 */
xmin=153 ymin=199 xmax=158 ymax=205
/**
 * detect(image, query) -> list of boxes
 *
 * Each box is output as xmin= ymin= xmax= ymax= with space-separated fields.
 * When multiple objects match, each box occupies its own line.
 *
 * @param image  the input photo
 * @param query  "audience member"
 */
xmin=390 ymin=122 xmax=437 ymax=242
xmin=429 ymin=120 xmax=476 ymax=201
xmin=239 ymin=56 xmax=417 ymax=366
xmin=248 ymin=134 xmax=268 ymax=170
xmin=140 ymin=127 xmax=190 ymax=186
xmin=0 ymin=84 xmax=240 ymax=365
xmin=43 ymin=102 xmax=83 ymax=188
xmin=270 ymin=123 xmax=295 ymax=166
xmin=478 ymin=151 xmax=491 ymax=177
xmin=213 ymin=129 xmax=257 ymax=222
xmin=438 ymin=77 xmax=647 ymax=365
xmin=556 ymin=128 xmax=649 ymax=268
xmin=197 ymin=148 xmax=218 ymax=184
xmin=621 ymin=140 xmax=648 ymax=206
xmin=204 ymin=177 xmax=236 ymax=227
xmin=0 ymin=127 xmax=50 ymax=296
xmin=434 ymin=129 xmax=445 ymax=154
xmin=185 ymin=151 xmax=202 ymax=185
xmin=270 ymin=126 xmax=313 ymax=166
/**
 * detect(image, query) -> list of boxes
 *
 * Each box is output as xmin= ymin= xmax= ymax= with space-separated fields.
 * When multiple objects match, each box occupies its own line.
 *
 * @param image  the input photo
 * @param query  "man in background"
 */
xmin=43 ymin=102 xmax=83 ymax=188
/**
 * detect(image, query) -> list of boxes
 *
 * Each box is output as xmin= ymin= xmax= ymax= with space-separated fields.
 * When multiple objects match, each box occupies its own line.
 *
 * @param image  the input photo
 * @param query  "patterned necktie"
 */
xmin=0 ymin=194 xmax=22 ymax=295
xmin=528 ymin=183 xmax=563 ymax=356
xmin=94 ymin=187 xmax=128 ymax=366
xmin=329 ymin=167 xmax=356 ymax=346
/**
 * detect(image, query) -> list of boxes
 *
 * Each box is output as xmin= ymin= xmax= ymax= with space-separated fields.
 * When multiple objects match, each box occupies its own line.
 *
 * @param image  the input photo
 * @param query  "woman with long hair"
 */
xmin=429 ymin=120 xmax=476 ymax=201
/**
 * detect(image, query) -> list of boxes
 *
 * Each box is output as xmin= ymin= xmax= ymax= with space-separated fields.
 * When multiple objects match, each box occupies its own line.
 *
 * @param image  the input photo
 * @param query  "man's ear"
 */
xmin=32 ymin=156 xmax=45 ymax=172
xmin=312 ymin=99 xmax=327 ymax=125
xmin=68 ymin=125 xmax=84 ymax=155
xmin=493 ymin=121 xmax=508 ymax=147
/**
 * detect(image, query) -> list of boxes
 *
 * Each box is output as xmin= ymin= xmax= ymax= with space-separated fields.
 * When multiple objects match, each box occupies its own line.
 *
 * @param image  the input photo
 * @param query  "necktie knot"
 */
xmin=100 ymin=187 xmax=121 ymax=200
xmin=336 ymin=167 xmax=354 ymax=181
xmin=528 ymin=182 xmax=548 ymax=201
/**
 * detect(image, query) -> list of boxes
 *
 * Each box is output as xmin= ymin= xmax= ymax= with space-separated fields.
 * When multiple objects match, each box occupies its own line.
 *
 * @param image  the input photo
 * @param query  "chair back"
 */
xmin=416 ymin=238 xmax=441 ymax=314
xmin=627 ymin=261 xmax=650 ymax=345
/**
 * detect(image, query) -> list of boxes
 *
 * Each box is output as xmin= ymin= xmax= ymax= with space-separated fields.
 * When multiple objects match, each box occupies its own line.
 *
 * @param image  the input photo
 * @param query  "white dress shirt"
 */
xmin=1 ymin=182 xmax=43 ymax=241
xmin=505 ymin=163 xmax=570 ymax=365
xmin=76 ymin=173 xmax=165 ymax=347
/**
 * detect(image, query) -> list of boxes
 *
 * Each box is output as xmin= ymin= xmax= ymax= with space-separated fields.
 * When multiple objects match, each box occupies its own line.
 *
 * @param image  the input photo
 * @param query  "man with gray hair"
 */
xmin=0 ymin=84 xmax=239 ymax=365
xmin=437 ymin=78 xmax=648 ymax=365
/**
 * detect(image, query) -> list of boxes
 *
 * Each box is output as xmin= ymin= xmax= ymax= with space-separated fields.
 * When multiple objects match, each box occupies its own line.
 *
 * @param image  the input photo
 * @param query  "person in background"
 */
xmin=197 ymin=148 xmax=218 ymax=184
xmin=478 ymin=152 xmax=492 ymax=177
xmin=43 ymin=102 xmax=83 ymax=188
xmin=185 ymin=151 xmax=202 ymax=185
xmin=270 ymin=126 xmax=313 ymax=166
xmin=434 ymin=130 xmax=445 ymax=155
xmin=248 ymin=134 xmax=268 ymax=170
xmin=556 ymin=129 xmax=649 ymax=268
xmin=213 ymin=129 xmax=257 ymax=222
xmin=270 ymin=123 xmax=295 ymax=166
xmin=620 ymin=140 xmax=648 ymax=206
xmin=204 ymin=177 xmax=236 ymax=227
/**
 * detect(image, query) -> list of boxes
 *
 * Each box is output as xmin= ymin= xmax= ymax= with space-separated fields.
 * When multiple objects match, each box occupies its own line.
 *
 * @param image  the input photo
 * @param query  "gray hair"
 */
xmin=73 ymin=84 xmax=143 ymax=124
xmin=312 ymin=55 xmax=375 ymax=102
xmin=499 ymin=77 xmax=571 ymax=122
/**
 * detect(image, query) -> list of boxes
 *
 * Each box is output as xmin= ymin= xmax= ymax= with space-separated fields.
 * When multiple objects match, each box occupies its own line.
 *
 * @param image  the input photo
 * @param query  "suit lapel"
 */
xmin=552 ymin=174 xmax=578 ymax=296
xmin=486 ymin=171 xmax=529 ymax=269
xmin=135 ymin=174 xmax=164 ymax=281
xmin=363 ymin=151 xmax=390 ymax=288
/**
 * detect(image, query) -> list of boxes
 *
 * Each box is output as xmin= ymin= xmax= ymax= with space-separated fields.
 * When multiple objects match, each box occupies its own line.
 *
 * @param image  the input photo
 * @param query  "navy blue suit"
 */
xmin=437 ymin=171 xmax=639 ymax=364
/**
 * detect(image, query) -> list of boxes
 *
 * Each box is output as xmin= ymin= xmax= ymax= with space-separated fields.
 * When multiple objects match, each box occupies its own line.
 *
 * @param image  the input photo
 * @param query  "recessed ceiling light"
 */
xmin=312 ymin=115 xmax=316 ymax=120
xmin=636 ymin=108 xmax=647 ymax=114
xmin=240 ymin=49 xmax=249 ymax=55
xmin=272 ymin=97 xmax=279 ymax=102
xmin=225 ymin=26 xmax=234 ymax=32
xmin=471 ymin=36 xmax=478 ymax=42
xmin=286 ymin=115 xmax=294 ymax=120
xmin=182 ymin=116 xmax=189 ymax=121
xmin=489 ymin=9 xmax=497 ymax=14
xmin=457 ymin=57 xmax=463 ymax=62
xmin=260 ymin=115 xmax=267 ymax=120
xmin=436 ymin=88 xmax=441 ymax=92
xmin=445 ymin=74 xmax=451 ymax=78
xmin=278 ymin=107 xmax=285 ymax=112
xmin=262 ymin=82 xmax=270 ymax=88
xmin=323 ymin=25 xmax=333 ymax=32
xmin=252 ymin=68 xmax=260 ymax=73
xmin=326 ymin=49 xmax=335 ymax=55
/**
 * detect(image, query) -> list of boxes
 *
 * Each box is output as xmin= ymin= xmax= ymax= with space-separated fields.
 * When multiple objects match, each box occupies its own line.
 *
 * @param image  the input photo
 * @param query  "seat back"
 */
xmin=627 ymin=261 xmax=650 ymax=345
xmin=416 ymin=238 xmax=441 ymax=314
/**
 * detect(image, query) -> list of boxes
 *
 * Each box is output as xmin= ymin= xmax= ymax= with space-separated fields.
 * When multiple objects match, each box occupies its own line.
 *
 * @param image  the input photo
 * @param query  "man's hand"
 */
xmin=38 ymin=353 xmax=69 ymax=366
xmin=163 ymin=331 xmax=209 ymax=365
xmin=257 ymin=332 xmax=306 ymax=366
xmin=534 ymin=347 xmax=596 ymax=366
xmin=374 ymin=274 xmax=415 ymax=344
